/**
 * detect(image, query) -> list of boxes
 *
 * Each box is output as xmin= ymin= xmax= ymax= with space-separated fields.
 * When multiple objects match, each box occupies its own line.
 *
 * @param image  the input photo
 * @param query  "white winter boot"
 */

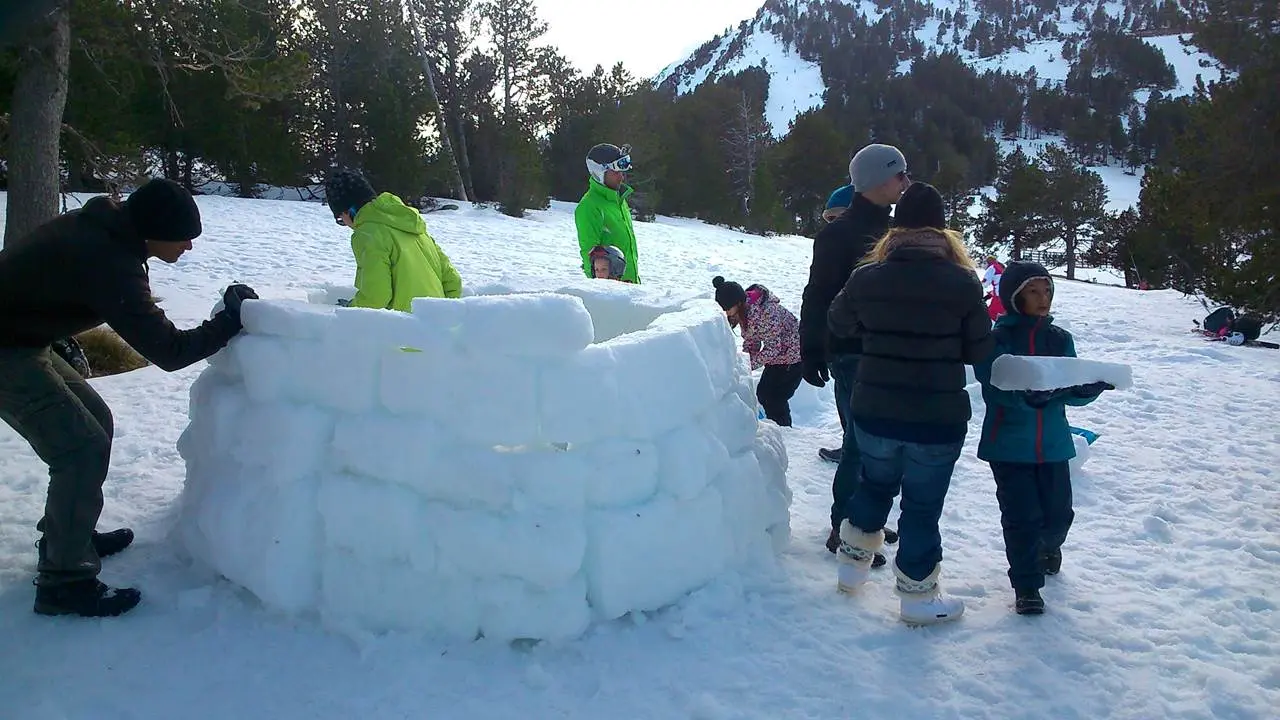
xmin=836 ymin=521 xmax=883 ymax=593
xmin=895 ymin=563 xmax=964 ymax=625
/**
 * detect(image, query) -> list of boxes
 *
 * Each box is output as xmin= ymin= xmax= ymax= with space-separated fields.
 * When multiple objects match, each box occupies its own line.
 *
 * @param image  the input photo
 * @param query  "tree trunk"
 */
xmin=404 ymin=0 xmax=467 ymax=202
xmin=3 ymin=4 xmax=70 ymax=248
xmin=1065 ymin=231 xmax=1077 ymax=279
xmin=320 ymin=1 xmax=354 ymax=168
xmin=452 ymin=111 xmax=476 ymax=201
xmin=181 ymin=152 xmax=194 ymax=191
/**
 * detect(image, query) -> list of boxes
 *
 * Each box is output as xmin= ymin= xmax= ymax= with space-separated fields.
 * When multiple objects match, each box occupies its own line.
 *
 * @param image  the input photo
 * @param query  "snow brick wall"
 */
xmin=176 ymin=278 xmax=791 ymax=642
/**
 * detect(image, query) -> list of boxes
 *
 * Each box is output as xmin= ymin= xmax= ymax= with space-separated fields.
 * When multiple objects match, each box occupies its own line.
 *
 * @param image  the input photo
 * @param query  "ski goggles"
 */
xmin=602 ymin=154 xmax=633 ymax=173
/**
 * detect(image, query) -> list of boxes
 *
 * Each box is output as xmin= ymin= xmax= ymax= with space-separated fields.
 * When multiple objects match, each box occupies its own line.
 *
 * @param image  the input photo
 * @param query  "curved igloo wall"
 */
xmin=177 ymin=278 xmax=791 ymax=641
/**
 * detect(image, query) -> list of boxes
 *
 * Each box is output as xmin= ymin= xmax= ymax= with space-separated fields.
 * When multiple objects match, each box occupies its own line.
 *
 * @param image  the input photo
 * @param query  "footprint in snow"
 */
xmin=1143 ymin=515 xmax=1174 ymax=543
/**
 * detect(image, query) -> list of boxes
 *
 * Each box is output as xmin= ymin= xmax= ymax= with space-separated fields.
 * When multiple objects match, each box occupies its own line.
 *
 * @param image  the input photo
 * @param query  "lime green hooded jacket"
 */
xmin=575 ymin=178 xmax=640 ymax=284
xmin=349 ymin=193 xmax=463 ymax=311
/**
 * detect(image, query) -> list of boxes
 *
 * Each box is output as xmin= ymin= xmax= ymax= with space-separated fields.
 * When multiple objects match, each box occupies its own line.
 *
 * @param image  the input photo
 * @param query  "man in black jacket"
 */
xmin=799 ymin=143 xmax=911 ymax=556
xmin=0 ymin=178 xmax=258 ymax=618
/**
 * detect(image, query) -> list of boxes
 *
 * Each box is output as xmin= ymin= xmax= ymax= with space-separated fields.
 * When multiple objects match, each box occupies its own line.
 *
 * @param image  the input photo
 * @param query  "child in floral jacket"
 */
xmin=713 ymin=276 xmax=803 ymax=426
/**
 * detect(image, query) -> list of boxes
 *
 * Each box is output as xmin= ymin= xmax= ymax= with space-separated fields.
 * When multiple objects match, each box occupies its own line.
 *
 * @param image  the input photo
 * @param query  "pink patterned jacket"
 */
xmin=741 ymin=285 xmax=802 ymax=370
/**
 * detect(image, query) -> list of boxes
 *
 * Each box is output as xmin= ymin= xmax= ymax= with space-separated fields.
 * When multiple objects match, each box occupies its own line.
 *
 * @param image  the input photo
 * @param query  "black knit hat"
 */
xmin=125 ymin=178 xmax=202 ymax=242
xmin=999 ymin=261 xmax=1053 ymax=314
xmin=712 ymin=276 xmax=748 ymax=311
xmin=324 ymin=169 xmax=377 ymax=218
xmin=893 ymin=182 xmax=946 ymax=230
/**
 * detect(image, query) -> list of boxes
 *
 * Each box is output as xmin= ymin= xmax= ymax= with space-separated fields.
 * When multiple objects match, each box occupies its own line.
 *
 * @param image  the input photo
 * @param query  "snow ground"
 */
xmin=1 ymin=192 xmax=1278 ymax=719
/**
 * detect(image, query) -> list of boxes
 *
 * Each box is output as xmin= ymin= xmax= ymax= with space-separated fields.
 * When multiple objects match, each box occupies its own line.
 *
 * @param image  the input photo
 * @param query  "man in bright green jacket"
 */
xmin=576 ymin=143 xmax=640 ymax=284
xmin=325 ymin=170 xmax=463 ymax=311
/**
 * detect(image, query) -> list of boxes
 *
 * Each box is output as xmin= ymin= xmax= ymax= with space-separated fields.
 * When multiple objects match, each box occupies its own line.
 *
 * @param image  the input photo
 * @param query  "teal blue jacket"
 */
xmin=975 ymin=314 xmax=1098 ymax=464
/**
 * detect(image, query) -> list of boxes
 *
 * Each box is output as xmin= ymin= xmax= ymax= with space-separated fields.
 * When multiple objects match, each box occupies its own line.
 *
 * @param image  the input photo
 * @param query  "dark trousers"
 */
xmin=757 ymin=362 xmax=803 ymax=427
xmin=0 ymin=347 xmax=114 ymax=586
xmin=846 ymin=426 xmax=963 ymax=581
xmin=829 ymin=353 xmax=861 ymax=527
xmin=990 ymin=461 xmax=1074 ymax=591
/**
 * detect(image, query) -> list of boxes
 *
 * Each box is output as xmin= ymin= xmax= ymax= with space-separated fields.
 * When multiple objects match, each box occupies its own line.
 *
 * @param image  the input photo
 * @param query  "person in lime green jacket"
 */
xmin=325 ymin=170 xmax=463 ymax=311
xmin=576 ymin=143 xmax=640 ymax=284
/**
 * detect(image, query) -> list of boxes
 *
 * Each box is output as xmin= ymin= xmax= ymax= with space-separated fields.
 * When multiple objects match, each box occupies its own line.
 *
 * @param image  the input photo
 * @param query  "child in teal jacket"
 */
xmin=974 ymin=261 xmax=1113 ymax=616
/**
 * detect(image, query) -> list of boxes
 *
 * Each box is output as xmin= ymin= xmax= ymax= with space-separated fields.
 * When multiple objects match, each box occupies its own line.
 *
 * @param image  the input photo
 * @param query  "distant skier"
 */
xmin=713 ymin=276 xmax=803 ymax=426
xmin=576 ymin=143 xmax=640 ymax=284
xmin=0 ymin=178 xmax=257 ymax=617
xmin=588 ymin=244 xmax=630 ymax=282
xmin=973 ymin=261 xmax=1114 ymax=616
xmin=983 ymin=255 xmax=1006 ymax=320
xmin=325 ymin=169 xmax=463 ymax=310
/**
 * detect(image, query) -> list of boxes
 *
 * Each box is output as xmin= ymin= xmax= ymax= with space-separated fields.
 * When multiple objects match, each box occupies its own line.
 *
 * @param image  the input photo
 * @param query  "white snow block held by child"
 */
xmin=990 ymin=355 xmax=1133 ymax=392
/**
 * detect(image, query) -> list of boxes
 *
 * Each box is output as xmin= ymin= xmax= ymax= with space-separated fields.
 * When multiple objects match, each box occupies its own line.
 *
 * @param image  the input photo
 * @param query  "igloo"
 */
xmin=176 ymin=277 xmax=792 ymax=641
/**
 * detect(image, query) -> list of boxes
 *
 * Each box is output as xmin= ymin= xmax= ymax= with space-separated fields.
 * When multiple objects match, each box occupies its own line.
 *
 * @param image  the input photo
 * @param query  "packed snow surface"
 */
xmin=1 ymin=192 xmax=1278 ymax=719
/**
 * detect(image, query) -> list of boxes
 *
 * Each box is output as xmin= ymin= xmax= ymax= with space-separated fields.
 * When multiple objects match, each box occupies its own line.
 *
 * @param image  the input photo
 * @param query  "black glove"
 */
xmin=1023 ymin=389 xmax=1065 ymax=409
xmin=222 ymin=283 xmax=259 ymax=320
xmin=1072 ymin=381 xmax=1115 ymax=398
xmin=802 ymin=356 xmax=830 ymax=388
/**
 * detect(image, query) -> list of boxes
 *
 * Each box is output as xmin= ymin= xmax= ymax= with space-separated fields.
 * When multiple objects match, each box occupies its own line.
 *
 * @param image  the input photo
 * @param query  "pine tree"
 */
xmin=1038 ymin=145 xmax=1108 ymax=279
xmin=479 ymin=0 xmax=548 ymax=216
xmin=976 ymin=147 xmax=1052 ymax=260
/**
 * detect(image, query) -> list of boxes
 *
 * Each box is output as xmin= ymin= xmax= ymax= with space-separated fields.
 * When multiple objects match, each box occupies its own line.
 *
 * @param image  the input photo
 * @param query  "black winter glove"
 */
xmin=1023 ymin=389 xmax=1065 ymax=409
xmin=802 ymin=356 xmax=830 ymax=388
xmin=222 ymin=283 xmax=259 ymax=320
xmin=1072 ymin=381 xmax=1115 ymax=398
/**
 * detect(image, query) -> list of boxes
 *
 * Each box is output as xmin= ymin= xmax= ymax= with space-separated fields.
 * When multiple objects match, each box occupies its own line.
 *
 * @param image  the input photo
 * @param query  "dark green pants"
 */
xmin=0 ymin=347 xmax=113 ymax=586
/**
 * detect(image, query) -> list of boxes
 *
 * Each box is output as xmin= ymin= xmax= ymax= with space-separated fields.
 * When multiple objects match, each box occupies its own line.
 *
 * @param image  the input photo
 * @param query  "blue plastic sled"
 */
xmin=1069 ymin=426 xmax=1099 ymax=445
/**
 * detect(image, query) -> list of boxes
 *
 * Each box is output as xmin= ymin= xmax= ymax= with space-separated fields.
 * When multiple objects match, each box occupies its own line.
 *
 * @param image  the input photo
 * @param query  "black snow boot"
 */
xmin=818 ymin=447 xmax=843 ymax=464
xmin=1041 ymin=548 xmax=1062 ymax=576
xmin=37 ymin=528 xmax=135 ymax=560
xmin=1015 ymin=589 xmax=1045 ymax=615
xmin=34 ymin=579 xmax=142 ymax=618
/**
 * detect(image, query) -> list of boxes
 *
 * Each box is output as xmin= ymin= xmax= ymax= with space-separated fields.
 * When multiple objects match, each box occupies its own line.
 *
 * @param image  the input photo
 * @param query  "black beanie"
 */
xmin=125 ymin=178 xmax=202 ymax=242
xmin=325 ymin=169 xmax=377 ymax=218
xmin=712 ymin=276 xmax=748 ymax=311
xmin=999 ymin=261 xmax=1053 ymax=314
xmin=894 ymin=182 xmax=946 ymax=230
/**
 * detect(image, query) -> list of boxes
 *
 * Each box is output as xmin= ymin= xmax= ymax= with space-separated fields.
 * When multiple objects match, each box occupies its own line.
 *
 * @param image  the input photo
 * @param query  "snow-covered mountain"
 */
xmin=655 ymin=0 xmax=1226 ymax=138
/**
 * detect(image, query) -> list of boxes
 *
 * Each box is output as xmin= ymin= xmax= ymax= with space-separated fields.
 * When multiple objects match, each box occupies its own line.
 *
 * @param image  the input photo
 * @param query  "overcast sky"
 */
xmin=536 ymin=0 xmax=764 ymax=78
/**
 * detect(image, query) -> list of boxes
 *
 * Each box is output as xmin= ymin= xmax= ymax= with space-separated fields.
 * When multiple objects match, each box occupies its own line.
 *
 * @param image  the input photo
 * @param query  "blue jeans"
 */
xmin=845 ymin=426 xmax=963 ymax=582
xmin=829 ymin=354 xmax=861 ymax=528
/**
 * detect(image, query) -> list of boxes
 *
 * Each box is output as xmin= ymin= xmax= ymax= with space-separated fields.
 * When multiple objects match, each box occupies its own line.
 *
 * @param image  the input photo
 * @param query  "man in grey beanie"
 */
xmin=800 ymin=142 xmax=912 ymax=557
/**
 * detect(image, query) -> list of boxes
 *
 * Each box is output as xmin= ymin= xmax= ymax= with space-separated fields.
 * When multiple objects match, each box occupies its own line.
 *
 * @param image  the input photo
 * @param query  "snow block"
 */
xmin=240 ymin=299 xmax=337 ymax=340
xmin=991 ymin=354 xmax=1133 ymax=392
xmin=585 ymin=485 xmax=731 ymax=620
xmin=537 ymin=344 xmax=623 ymax=445
xmin=426 ymin=293 xmax=595 ymax=358
xmin=179 ymin=286 xmax=790 ymax=642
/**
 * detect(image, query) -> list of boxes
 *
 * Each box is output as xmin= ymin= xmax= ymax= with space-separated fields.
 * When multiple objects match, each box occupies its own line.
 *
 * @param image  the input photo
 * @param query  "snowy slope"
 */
xmin=2 ymin=193 xmax=1279 ymax=719
xmin=658 ymin=0 xmax=1225 ymax=136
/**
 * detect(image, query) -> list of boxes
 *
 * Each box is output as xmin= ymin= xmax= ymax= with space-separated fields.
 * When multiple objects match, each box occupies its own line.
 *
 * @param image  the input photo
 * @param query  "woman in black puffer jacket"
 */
xmin=826 ymin=181 xmax=994 ymax=625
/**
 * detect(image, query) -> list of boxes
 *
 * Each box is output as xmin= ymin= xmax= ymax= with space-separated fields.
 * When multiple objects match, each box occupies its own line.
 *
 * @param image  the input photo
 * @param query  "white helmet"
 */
xmin=586 ymin=143 xmax=633 ymax=184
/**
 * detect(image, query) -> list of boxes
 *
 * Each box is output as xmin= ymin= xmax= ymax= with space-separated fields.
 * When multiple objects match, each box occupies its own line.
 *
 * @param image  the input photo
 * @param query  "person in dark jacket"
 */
xmin=974 ymin=261 xmax=1112 ymax=616
xmin=800 ymin=143 xmax=911 ymax=555
xmin=826 ymin=181 xmax=994 ymax=625
xmin=0 ymin=178 xmax=257 ymax=618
